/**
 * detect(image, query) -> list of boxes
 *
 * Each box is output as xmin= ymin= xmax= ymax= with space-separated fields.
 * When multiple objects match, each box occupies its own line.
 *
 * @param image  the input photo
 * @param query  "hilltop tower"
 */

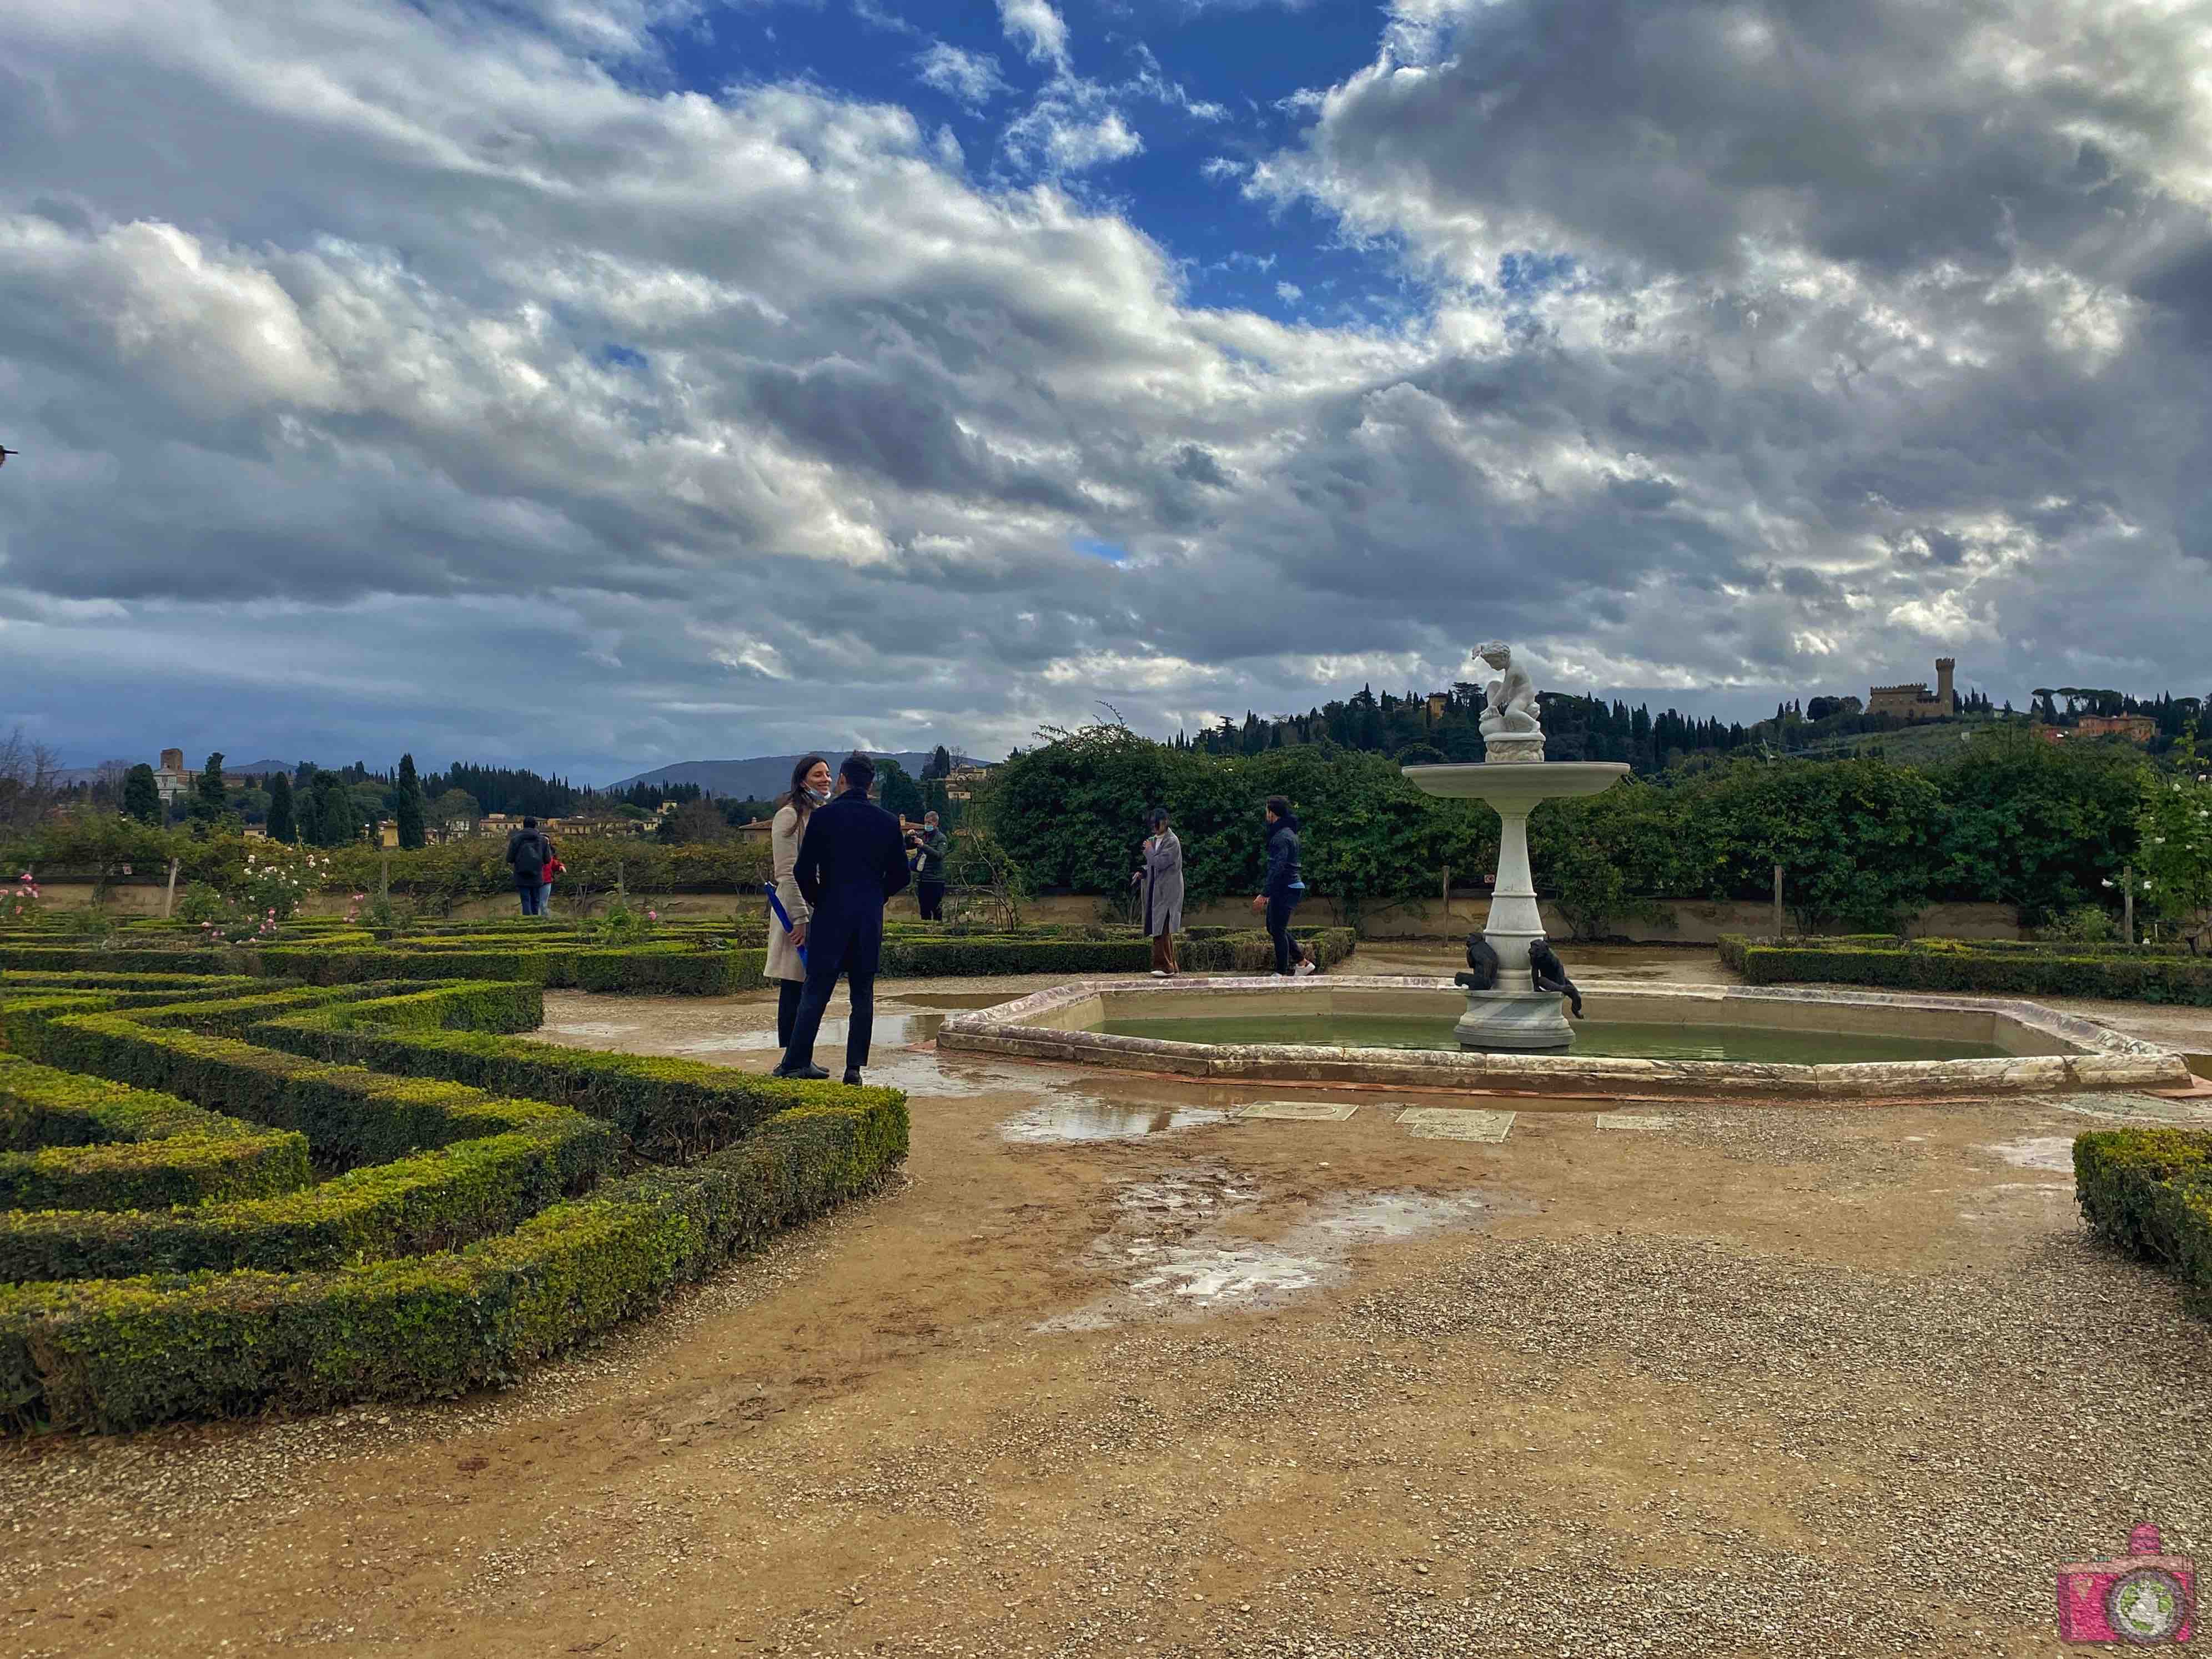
xmin=1867 ymin=656 xmax=1959 ymax=723
xmin=1935 ymin=657 xmax=1956 ymax=715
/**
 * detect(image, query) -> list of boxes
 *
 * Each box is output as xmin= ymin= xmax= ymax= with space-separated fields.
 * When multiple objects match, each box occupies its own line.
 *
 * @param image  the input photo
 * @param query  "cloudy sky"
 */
xmin=3 ymin=0 xmax=2209 ymax=781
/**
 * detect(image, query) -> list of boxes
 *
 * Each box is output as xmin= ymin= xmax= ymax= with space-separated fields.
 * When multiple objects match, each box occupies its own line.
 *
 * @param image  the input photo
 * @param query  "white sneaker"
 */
xmin=1294 ymin=958 xmax=1318 ymax=976
xmin=1149 ymin=969 xmax=1169 ymax=977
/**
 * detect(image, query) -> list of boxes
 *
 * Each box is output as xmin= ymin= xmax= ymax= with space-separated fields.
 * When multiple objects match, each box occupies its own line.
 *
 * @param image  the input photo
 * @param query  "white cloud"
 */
xmin=1276 ymin=280 xmax=1303 ymax=302
xmin=1200 ymin=157 xmax=1249 ymax=183
xmin=914 ymin=42 xmax=1009 ymax=110
xmin=0 ymin=0 xmax=2209 ymax=780
xmin=994 ymin=0 xmax=1069 ymax=70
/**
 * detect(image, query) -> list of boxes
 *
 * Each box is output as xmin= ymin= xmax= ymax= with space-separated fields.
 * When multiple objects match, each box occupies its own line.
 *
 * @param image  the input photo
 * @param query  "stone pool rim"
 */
xmin=933 ymin=977 xmax=2194 ymax=1099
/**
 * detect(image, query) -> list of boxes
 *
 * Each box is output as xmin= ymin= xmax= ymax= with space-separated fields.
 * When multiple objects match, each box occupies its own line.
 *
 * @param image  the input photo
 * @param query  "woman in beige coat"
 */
xmin=768 ymin=755 xmax=832 ymax=1047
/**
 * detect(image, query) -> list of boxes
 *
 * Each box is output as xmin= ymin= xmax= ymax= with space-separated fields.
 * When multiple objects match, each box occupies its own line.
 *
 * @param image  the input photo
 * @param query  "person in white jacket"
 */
xmin=767 ymin=755 xmax=832 ymax=1047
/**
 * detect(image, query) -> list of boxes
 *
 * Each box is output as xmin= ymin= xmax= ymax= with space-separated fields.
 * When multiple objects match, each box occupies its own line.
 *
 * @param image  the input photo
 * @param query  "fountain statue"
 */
xmin=1404 ymin=642 xmax=1630 ymax=1050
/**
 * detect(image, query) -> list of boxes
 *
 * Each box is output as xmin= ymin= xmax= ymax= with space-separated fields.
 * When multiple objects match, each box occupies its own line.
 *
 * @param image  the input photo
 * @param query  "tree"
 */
xmin=265 ymin=771 xmax=297 ymax=843
xmin=2138 ymin=730 xmax=2212 ymax=952
xmin=877 ymin=757 xmax=926 ymax=822
xmin=123 ymin=763 xmax=163 ymax=826
xmin=394 ymin=753 xmax=427 ymax=849
xmin=190 ymin=752 xmax=228 ymax=829
xmin=430 ymin=789 xmax=480 ymax=834
xmin=0 ymin=726 xmax=64 ymax=833
xmin=658 ymin=798 xmax=732 ymax=844
xmin=924 ymin=745 xmax=953 ymax=781
xmin=303 ymin=770 xmax=360 ymax=847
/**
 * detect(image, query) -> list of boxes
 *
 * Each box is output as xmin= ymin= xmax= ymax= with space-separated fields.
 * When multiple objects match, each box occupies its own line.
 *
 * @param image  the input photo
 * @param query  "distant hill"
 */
xmin=606 ymin=752 xmax=991 ymax=798
xmin=227 ymin=760 xmax=301 ymax=780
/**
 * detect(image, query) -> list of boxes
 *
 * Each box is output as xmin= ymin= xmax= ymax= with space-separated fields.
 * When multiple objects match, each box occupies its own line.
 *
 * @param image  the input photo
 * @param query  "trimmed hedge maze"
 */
xmin=1 ymin=972 xmax=906 ymax=1432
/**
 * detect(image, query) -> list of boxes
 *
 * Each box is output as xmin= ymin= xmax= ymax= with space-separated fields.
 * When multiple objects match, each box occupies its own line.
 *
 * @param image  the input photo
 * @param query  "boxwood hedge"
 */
xmin=2074 ymin=1127 xmax=2212 ymax=1316
xmin=1718 ymin=935 xmax=2212 ymax=1005
xmin=0 ymin=972 xmax=908 ymax=1430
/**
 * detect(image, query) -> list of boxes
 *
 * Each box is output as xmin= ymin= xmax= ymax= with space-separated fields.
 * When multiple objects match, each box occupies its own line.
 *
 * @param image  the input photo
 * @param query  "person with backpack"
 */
xmin=1249 ymin=796 xmax=1317 ymax=976
xmin=505 ymin=816 xmax=553 ymax=916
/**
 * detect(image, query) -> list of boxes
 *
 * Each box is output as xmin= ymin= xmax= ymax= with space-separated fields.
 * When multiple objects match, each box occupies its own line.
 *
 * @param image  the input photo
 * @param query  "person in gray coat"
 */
xmin=1131 ymin=806 xmax=1185 ymax=976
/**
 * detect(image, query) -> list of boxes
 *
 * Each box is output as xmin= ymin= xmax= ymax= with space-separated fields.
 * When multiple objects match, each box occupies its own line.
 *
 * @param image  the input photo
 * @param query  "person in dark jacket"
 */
xmin=775 ymin=752 xmax=913 ymax=1084
xmin=1249 ymin=796 xmax=1316 ymax=976
xmin=907 ymin=811 xmax=949 ymax=921
xmin=504 ymin=817 xmax=553 ymax=916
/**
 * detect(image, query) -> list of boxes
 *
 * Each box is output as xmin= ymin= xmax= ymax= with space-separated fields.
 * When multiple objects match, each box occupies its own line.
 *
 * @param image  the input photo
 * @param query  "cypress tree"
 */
xmin=190 ymin=752 xmax=227 ymax=826
xmin=266 ymin=771 xmax=296 ymax=843
xmin=123 ymin=763 xmax=162 ymax=827
xmin=395 ymin=752 xmax=427 ymax=850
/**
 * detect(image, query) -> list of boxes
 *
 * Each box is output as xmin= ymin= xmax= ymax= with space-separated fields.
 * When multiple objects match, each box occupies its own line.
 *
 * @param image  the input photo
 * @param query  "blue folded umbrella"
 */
xmin=766 ymin=885 xmax=807 ymax=964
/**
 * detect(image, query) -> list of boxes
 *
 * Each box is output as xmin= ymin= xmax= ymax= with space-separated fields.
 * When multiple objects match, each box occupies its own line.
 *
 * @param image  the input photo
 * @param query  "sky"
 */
xmin=2 ymin=0 xmax=2210 ymax=783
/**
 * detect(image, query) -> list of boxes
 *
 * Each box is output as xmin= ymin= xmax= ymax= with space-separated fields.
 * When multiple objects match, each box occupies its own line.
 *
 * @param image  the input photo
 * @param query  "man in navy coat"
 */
xmin=773 ymin=752 xmax=913 ymax=1084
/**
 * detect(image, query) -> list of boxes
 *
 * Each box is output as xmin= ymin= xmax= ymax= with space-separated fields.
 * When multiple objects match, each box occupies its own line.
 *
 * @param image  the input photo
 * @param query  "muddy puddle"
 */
xmin=1037 ymin=1165 xmax=1532 ymax=1331
xmin=1982 ymin=1136 xmax=2078 ymax=1173
xmin=661 ymin=1013 xmax=948 ymax=1053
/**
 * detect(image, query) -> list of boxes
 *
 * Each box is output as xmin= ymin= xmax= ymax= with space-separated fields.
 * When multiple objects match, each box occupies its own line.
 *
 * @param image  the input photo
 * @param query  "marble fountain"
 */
xmin=936 ymin=642 xmax=2194 ymax=1101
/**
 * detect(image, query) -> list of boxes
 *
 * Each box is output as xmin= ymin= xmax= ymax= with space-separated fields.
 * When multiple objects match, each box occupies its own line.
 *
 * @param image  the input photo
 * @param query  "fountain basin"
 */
xmin=936 ymin=977 xmax=2194 ymax=1099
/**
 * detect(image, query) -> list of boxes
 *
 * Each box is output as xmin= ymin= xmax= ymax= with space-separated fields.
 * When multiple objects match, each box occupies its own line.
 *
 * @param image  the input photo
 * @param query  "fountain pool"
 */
xmin=936 ymin=977 xmax=2194 ymax=1099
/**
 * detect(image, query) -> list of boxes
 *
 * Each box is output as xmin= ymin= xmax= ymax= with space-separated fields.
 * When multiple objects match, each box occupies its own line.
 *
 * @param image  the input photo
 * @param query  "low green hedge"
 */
xmin=1718 ymin=936 xmax=2212 ymax=1004
xmin=2074 ymin=1128 xmax=2212 ymax=1316
xmin=0 ymin=1094 xmax=905 ymax=1432
xmin=0 ymin=1056 xmax=311 ymax=1213
xmin=1 ymin=1103 xmax=609 ymax=1281
xmin=9 ymin=1007 xmax=597 ymax=1172
xmin=252 ymin=1003 xmax=892 ymax=1162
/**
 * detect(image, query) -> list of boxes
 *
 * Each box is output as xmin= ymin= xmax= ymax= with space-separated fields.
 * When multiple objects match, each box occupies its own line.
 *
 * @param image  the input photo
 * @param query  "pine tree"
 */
xmin=395 ymin=752 xmax=427 ymax=850
xmin=266 ymin=771 xmax=296 ymax=843
xmin=123 ymin=763 xmax=162 ymax=826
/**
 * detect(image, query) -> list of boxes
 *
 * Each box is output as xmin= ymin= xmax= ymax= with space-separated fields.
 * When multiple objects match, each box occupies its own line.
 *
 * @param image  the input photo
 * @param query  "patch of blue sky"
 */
xmin=597 ymin=344 xmax=650 ymax=373
xmin=642 ymin=1 xmax=1414 ymax=330
xmin=1071 ymin=535 xmax=1129 ymax=563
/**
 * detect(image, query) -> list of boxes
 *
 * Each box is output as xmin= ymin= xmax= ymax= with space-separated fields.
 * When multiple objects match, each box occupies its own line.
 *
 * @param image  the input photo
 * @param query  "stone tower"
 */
xmin=1935 ymin=657 xmax=1956 ymax=715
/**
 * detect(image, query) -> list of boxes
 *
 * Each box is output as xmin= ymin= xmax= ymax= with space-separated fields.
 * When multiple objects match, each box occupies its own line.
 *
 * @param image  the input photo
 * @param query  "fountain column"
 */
xmin=1403 ymin=642 xmax=1629 ymax=1052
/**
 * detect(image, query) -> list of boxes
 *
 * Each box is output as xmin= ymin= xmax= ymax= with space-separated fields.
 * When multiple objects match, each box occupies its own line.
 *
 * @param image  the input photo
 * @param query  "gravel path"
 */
xmin=4 ymin=970 xmax=2209 ymax=1659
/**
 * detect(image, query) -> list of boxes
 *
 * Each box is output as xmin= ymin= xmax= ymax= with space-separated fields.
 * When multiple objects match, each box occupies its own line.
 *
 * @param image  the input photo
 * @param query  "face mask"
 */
xmin=805 ymin=785 xmax=829 ymax=803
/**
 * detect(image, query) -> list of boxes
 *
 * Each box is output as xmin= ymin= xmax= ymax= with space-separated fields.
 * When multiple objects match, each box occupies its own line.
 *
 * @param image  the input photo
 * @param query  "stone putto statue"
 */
xmin=1475 ymin=641 xmax=1544 ymax=761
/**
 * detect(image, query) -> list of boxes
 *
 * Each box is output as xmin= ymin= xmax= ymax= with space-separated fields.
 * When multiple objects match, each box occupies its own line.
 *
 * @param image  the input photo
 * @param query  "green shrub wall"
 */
xmin=1719 ymin=936 xmax=2212 ymax=1004
xmin=2074 ymin=1128 xmax=2212 ymax=1316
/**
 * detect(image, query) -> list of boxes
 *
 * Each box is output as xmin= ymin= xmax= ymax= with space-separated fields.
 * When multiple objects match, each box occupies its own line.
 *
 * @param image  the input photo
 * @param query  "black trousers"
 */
xmin=917 ymin=881 xmax=946 ymax=921
xmin=1265 ymin=892 xmax=1304 ymax=974
xmin=776 ymin=978 xmax=804 ymax=1048
xmin=781 ymin=920 xmax=877 ymax=1077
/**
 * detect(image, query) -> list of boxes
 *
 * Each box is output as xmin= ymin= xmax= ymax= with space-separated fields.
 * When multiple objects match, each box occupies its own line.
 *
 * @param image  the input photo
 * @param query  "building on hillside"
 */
xmin=376 ymin=820 xmax=399 ymax=849
xmin=733 ymin=817 xmax=775 ymax=843
xmin=943 ymin=763 xmax=993 ymax=802
xmin=2075 ymin=713 xmax=2158 ymax=745
xmin=1867 ymin=657 xmax=1956 ymax=722
xmin=154 ymin=748 xmax=191 ymax=805
xmin=1425 ymin=693 xmax=1449 ymax=722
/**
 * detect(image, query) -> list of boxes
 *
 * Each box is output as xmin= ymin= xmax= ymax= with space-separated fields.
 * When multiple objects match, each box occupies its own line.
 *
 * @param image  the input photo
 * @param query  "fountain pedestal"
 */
xmin=1402 ymin=758 xmax=1631 ymax=1051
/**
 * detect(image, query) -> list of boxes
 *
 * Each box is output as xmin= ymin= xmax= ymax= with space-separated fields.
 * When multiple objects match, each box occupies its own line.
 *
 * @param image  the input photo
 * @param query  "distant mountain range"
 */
xmin=607 ymin=752 xmax=991 ymax=799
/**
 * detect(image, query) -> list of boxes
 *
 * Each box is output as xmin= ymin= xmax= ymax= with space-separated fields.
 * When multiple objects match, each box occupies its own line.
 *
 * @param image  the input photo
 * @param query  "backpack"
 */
xmin=511 ymin=832 xmax=546 ymax=878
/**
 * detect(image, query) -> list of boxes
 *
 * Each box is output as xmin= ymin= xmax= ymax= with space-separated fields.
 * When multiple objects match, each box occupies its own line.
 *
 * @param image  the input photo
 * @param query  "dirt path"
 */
xmin=5 ymin=975 xmax=2209 ymax=1658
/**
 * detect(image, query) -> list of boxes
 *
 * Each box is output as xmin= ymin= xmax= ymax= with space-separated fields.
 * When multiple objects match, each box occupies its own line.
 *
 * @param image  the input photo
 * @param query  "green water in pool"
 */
xmin=1096 ymin=1014 xmax=2007 ymax=1064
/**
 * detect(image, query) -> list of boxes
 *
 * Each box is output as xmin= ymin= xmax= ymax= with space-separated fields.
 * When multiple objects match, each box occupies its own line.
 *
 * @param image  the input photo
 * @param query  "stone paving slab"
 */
xmin=1234 ymin=1100 xmax=1361 ymax=1121
xmin=1396 ymin=1107 xmax=1515 ymax=1142
xmin=1595 ymin=1113 xmax=1681 ymax=1130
